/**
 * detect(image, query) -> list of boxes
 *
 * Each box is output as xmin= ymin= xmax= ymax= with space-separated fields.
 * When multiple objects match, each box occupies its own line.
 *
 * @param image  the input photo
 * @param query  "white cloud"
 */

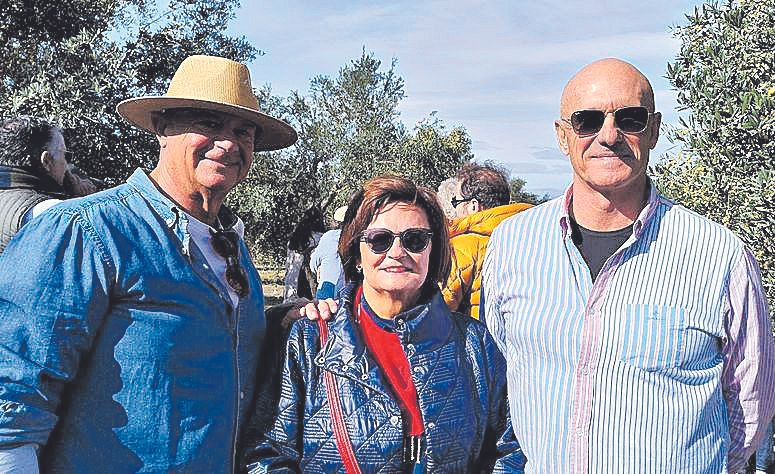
xmin=233 ymin=0 xmax=702 ymax=195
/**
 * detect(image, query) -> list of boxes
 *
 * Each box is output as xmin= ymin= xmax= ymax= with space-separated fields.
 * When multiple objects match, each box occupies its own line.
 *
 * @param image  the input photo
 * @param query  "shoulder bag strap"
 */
xmin=317 ymin=319 xmax=363 ymax=474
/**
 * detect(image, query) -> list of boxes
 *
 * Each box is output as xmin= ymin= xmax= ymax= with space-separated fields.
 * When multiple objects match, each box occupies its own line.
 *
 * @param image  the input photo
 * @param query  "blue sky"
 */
xmin=232 ymin=1 xmax=705 ymax=197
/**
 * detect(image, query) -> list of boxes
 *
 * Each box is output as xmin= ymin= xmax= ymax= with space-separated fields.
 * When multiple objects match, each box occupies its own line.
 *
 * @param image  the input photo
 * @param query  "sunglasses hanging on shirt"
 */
xmin=209 ymin=228 xmax=249 ymax=298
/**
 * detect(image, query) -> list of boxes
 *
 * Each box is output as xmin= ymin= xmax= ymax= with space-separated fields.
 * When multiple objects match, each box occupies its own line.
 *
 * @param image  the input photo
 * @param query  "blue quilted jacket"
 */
xmin=245 ymin=284 xmax=526 ymax=473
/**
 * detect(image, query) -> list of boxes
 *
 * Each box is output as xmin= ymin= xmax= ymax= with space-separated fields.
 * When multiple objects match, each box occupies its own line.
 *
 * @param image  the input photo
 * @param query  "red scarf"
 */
xmin=355 ymin=287 xmax=424 ymax=436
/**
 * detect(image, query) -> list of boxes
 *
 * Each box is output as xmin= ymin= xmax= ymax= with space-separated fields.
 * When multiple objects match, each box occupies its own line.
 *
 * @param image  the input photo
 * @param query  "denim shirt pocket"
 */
xmin=618 ymin=304 xmax=687 ymax=371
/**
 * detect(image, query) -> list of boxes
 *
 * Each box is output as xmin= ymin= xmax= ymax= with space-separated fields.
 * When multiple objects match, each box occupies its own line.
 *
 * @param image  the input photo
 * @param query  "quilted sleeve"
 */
xmin=477 ymin=326 xmax=527 ymax=473
xmin=244 ymin=321 xmax=311 ymax=474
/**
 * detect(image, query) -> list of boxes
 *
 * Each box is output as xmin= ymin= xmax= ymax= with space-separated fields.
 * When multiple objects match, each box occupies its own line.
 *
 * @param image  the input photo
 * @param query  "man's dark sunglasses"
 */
xmin=562 ymin=106 xmax=654 ymax=136
xmin=450 ymin=196 xmax=475 ymax=208
xmin=360 ymin=228 xmax=433 ymax=254
xmin=209 ymin=228 xmax=249 ymax=298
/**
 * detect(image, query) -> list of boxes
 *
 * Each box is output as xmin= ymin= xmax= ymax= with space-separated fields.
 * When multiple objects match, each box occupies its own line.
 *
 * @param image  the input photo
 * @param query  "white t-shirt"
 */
xmin=182 ymin=211 xmax=246 ymax=308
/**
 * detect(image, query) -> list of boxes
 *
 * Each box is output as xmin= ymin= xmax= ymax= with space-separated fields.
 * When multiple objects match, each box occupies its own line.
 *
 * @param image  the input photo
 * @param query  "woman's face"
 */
xmin=358 ymin=202 xmax=432 ymax=307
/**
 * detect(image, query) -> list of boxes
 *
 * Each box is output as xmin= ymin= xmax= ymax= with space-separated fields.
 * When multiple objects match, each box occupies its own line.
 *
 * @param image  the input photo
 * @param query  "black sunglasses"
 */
xmin=360 ymin=228 xmax=433 ymax=254
xmin=209 ymin=228 xmax=249 ymax=298
xmin=451 ymin=196 xmax=475 ymax=208
xmin=562 ymin=106 xmax=654 ymax=136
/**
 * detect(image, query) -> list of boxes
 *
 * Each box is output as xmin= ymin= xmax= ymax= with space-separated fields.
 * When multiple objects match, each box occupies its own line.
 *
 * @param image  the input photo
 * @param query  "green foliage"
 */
xmin=0 ymin=0 xmax=257 ymax=185
xmin=229 ymin=51 xmax=473 ymax=264
xmin=509 ymin=177 xmax=551 ymax=205
xmin=655 ymin=0 xmax=775 ymax=309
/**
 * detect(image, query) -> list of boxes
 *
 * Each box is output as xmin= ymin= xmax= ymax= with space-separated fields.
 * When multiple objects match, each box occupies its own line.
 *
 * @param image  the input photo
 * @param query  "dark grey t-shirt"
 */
xmin=569 ymin=217 xmax=633 ymax=281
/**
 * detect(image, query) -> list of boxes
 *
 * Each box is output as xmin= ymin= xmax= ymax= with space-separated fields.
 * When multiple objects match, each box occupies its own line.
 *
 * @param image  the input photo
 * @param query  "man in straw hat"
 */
xmin=0 ymin=55 xmax=296 ymax=472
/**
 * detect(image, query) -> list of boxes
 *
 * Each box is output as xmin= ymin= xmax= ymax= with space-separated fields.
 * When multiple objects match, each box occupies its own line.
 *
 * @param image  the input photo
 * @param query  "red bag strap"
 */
xmin=317 ymin=319 xmax=363 ymax=474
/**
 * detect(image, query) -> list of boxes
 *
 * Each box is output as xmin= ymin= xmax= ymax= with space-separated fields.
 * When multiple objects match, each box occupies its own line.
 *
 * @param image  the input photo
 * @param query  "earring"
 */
xmin=356 ymin=264 xmax=362 ymax=273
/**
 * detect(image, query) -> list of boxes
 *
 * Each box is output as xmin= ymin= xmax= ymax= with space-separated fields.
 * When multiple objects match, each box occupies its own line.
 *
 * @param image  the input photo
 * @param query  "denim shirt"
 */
xmin=0 ymin=169 xmax=265 ymax=472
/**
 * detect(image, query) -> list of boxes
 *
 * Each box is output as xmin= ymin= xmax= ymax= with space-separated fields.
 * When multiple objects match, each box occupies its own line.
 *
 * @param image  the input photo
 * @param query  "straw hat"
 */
xmin=116 ymin=55 xmax=297 ymax=151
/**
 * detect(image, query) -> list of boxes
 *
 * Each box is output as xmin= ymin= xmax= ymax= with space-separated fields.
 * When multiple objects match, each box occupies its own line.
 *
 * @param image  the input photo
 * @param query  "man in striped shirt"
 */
xmin=482 ymin=58 xmax=775 ymax=473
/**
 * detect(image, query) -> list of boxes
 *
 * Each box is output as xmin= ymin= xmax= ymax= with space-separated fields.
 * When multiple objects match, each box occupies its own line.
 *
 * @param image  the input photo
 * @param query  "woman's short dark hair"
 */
xmin=0 ymin=115 xmax=57 ymax=170
xmin=288 ymin=206 xmax=325 ymax=252
xmin=338 ymin=176 xmax=451 ymax=294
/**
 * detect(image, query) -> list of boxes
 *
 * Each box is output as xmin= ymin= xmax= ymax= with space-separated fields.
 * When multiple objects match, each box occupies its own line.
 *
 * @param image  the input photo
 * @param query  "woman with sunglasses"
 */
xmin=245 ymin=176 xmax=525 ymax=473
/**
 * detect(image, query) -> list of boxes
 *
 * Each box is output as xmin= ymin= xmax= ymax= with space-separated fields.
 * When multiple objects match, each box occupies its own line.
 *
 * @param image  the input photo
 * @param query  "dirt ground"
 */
xmin=258 ymin=268 xmax=285 ymax=307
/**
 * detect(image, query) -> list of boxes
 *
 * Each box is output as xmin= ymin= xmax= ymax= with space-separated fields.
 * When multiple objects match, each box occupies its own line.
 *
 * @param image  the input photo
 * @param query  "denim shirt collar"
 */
xmin=558 ymin=177 xmax=660 ymax=242
xmin=125 ymin=168 xmax=242 ymax=257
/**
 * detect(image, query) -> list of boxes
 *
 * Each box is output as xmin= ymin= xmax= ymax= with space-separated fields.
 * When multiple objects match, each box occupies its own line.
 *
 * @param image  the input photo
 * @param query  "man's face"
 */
xmin=44 ymin=129 xmax=68 ymax=186
xmin=452 ymin=180 xmax=478 ymax=219
xmin=156 ymin=109 xmax=256 ymax=199
xmin=554 ymin=63 xmax=661 ymax=195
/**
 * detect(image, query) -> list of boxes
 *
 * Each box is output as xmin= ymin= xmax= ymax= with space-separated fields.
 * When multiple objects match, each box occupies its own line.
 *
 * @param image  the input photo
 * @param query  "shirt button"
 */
xmin=413 ymin=366 xmax=422 ymax=373
xmin=390 ymin=415 xmax=401 ymax=426
xmin=396 ymin=320 xmax=405 ymax=328
xmin=427 ymin=422 xmax=436 ymax=430
xmin=240 ymin=391 xmax=245 ymax=400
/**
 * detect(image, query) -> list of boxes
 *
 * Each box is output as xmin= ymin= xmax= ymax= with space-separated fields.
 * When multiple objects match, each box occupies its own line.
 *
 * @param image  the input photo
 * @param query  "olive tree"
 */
xmin=654 ymin=0 xmax=775 ymax=310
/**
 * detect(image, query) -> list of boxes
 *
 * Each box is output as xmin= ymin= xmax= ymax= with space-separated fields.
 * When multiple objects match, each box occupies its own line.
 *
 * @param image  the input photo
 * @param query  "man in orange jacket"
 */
xmin=442 ymin=163 xmax=533 ymax=319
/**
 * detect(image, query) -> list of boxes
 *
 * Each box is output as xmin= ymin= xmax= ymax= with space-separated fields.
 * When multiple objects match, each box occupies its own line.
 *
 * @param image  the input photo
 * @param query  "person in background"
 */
xmin=0 ymin=116 xmax=105 ymax=255
xmin=442 ymin=163 xmax=532 ymax=319
xmin=62 ymin=163 xmax=100 ymax=197
xmin=309 ymin=205 xmax=347 ymax=299
xmin=482 ymin=58 xmax=775 ymax=472
xmin=0 ymin=115 xmax=69 ymax=252
xmin=0 ymin=54 xmax=297 ymax=472
xmin=283 ymin=206 xmax=326 ymax=302
xmin=436 ymin=176 xmax=458 ymax=220
xmin=245 ymin=176 xmax=524 ymax=472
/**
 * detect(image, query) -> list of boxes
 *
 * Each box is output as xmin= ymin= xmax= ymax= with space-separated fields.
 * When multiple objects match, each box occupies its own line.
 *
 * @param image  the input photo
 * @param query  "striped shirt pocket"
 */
xmin=619 ymin=304 xmax=686 ymax=371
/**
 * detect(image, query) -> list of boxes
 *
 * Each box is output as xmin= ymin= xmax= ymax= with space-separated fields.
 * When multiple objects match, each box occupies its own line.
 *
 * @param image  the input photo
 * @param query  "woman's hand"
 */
xmin=299 ymin=298 xmax=338 ymax=321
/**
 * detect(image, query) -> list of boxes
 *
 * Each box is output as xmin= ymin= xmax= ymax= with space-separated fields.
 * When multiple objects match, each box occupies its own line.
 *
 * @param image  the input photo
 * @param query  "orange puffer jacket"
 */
xmin=442 ymin=202 xmax=533 ymax=319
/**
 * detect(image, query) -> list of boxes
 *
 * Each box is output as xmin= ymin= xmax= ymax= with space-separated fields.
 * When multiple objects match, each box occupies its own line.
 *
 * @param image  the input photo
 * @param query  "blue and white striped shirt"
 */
xmin=482 ymin=182 xmax=775 ymax=473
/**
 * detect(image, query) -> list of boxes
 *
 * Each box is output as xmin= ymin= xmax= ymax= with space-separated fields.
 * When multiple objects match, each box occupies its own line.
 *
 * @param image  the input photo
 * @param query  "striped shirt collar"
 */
xmin=558 ymin=178 xmax=661 ymax=241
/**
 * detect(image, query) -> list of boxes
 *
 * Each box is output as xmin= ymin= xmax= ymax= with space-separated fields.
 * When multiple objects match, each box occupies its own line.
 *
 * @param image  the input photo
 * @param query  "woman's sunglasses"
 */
xmin=360 ymin=228 xmax=433 ymax=254
xmin=562 ymin=106 xmax=654 ymax=136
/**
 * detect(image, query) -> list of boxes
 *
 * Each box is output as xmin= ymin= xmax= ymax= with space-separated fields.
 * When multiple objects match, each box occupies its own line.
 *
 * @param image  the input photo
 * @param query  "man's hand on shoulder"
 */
xmin=299 ymin=299 xmax=338 ymax=321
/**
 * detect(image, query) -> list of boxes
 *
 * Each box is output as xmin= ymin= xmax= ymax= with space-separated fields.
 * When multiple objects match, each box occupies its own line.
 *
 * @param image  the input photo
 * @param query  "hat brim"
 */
xmin=116 ymin=96 xmax=297 ymax=151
